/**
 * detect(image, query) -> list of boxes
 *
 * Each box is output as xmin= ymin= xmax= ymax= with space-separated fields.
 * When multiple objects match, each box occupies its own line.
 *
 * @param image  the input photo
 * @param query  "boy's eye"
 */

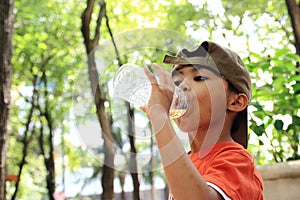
xmin=194 ymin=76 xmax=208 ymax=81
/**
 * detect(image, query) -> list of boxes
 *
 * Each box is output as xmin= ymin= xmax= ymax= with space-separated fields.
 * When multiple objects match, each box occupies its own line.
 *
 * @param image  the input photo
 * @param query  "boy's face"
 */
xmin=172 ymin=65 xmax=230 ymax=133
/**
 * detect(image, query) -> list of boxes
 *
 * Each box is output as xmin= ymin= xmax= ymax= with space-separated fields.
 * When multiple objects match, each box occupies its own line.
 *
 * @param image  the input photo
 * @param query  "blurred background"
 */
xmin=1 ymin=0 xmax=300 ymax=199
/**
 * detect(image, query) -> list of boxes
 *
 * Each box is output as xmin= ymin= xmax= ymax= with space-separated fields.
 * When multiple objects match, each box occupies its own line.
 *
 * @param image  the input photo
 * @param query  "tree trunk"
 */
xmin=41 ymin=69 xmax=56 ymax=200
xmin=127 ymin=105 xmax=140 ymax=200
xmin=37 ymin=108 xmax=55 ymax=200
xmin=0 ymin=0 xmax=14 ymax=199
xmin=285 ymin=0 xmax=300 ymax=155
xmin=118 ymin=173 xmax=126 ymax=200
xmin=285 ymin=0 xmax=300 ymax=55
xmin=43 ymin=118 xmax=56 ymax=200
xmin=11 ymin=78 xmax=36 ymax=200
xmin=81 ymin=1 xmax=115 ymax=199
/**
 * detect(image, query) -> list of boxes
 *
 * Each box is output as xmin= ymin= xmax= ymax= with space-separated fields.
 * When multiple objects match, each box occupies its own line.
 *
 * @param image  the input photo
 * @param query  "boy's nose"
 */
xmin=179 ymin=80 xmax=190 ymax=91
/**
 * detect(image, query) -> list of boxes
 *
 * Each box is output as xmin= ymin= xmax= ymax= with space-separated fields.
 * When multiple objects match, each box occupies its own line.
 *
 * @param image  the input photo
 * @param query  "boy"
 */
xmin=143 ymin=41 xmax=263 ymax=199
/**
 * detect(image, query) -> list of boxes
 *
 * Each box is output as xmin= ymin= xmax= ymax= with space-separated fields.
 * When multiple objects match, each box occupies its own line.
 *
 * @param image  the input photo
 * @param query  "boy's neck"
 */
xmin=188 ymin=129 xmax=234 ymax=153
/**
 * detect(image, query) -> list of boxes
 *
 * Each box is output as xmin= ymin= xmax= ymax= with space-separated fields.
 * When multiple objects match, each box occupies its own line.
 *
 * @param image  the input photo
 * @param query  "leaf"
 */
xmin=274 ymin=119 xmax=284 ymax=131
xmin=285 ymin=53 xmax=300 ymax=62
xmin=259 ymin=140 xmax=264 ymax=145
xmin=250 ymin=101 xmax=263 ymax=111
xmin=293 ymin=83 xmax=300 ymax=94
xmin=293 ymin=116 xmax=300 ymax=126
xmin=250 ymin=124 xmax=265 ymax=136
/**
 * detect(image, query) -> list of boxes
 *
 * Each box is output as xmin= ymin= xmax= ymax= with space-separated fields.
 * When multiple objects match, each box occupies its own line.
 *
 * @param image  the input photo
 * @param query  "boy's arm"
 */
xmin=149 ymin=105 xmax=222 ymax=200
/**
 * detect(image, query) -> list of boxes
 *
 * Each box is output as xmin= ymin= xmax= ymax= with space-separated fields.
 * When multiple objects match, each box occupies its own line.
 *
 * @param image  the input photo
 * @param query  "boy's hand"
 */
xmin=143 ymin=63 xmax=174 ymax=120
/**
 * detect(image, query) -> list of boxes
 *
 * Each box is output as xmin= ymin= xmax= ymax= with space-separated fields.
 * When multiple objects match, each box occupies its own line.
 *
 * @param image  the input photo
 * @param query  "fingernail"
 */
xmin=152 ymin=63 xmax=159 ymax=68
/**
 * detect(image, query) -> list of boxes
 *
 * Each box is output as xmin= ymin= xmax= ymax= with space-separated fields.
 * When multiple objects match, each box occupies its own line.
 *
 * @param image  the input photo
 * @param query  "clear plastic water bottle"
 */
xmin=113 ymin=63 xmax=189 ymax=119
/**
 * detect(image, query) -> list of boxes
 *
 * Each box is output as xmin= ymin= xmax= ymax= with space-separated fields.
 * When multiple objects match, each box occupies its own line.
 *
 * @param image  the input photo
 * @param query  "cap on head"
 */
xmin=163 ymin=41 xmax=251 ymax=148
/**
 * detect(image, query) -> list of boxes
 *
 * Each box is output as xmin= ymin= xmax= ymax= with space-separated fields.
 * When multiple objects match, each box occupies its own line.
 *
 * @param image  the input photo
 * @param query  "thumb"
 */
xmin=139 ymin=106 xmax=146 ymax=113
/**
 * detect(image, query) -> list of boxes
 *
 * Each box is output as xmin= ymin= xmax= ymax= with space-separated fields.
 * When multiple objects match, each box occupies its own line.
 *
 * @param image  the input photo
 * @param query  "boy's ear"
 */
xmin=227 ymin=93 xmax=249 ymax=112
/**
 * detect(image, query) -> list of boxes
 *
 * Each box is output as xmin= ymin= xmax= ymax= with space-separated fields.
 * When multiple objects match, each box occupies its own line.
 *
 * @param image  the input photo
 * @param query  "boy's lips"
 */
xmin=180 ymin=97 xmax=193 ymax=118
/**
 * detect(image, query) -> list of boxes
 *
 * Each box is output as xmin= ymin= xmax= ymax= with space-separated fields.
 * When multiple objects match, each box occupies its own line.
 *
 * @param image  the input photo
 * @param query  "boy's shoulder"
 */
xmin=189 ymin=141 xmax=253 ymax=163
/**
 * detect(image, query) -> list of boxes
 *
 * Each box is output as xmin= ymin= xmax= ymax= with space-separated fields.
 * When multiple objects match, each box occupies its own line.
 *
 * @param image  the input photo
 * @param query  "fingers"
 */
xmin=144 ymin=66 xmax=158 ymax=85
xmin=151 ymin=63 xmax=168 ymax=79
xmin=151 ymin=63 xmax=174 ymax=92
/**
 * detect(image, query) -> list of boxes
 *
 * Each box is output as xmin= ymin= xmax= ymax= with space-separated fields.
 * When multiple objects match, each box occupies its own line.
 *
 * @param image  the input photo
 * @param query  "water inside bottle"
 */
xmin=169 ymin=109 xmax=186 ymax=119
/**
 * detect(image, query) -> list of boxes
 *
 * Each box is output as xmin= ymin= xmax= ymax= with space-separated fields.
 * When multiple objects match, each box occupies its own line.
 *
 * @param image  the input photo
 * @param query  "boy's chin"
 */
xmin=176 ymin=118 xmax=199 ymax=133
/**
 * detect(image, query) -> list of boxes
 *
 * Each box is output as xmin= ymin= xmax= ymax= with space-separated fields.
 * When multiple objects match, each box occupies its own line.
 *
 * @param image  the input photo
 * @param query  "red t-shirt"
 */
xmin=189 ymin=142 xmax=264 ymax=199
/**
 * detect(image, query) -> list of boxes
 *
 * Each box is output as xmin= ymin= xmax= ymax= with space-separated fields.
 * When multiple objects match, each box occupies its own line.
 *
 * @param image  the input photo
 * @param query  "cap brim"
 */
xmin=164 ymin=55 xmax=217 ymax=70
xmin=232 ymin=108 xmax=248 ymax=149
xmin=163 ymin=55 xmax=221 ymax=76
